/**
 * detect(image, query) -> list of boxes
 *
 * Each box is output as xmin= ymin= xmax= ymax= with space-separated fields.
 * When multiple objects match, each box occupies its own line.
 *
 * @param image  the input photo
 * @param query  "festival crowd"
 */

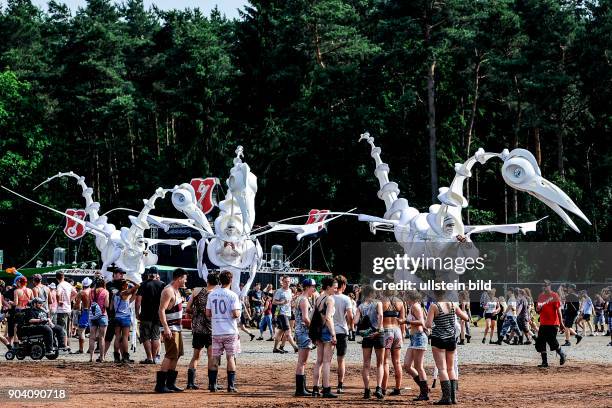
xmin=1 ymin=268 xmax=611 ymax=405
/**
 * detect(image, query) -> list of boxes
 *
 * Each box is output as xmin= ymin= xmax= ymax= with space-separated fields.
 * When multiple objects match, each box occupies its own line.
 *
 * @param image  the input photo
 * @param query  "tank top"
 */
xmin=295 ymin=295 xmax=312 ymax=334
xmin=113 ymin=294 xmax=131 ymax=319
xmin=92 ymin=288 xmax=108 ymax=315
xmin=358 ymin=301 xmax=380 ymax=329
xmin=191 ymin=288 xmax=211 ymax=335
xmin=431 ymin=302 xmax=456 ymax=340
xmin=264 ymin=300 xmax=272 ymax=315
xmin=16 ymin=287 xmax=33 ymax=309
xmin=485 ymin=301 xmax=497 ymax=314
xmin=37 ymin=285 xmax=49 ymax=310
xmin=407 ymin=303 xmax=424 ymax=333
xmin=162 ymin=288 xmax=183 ymax=332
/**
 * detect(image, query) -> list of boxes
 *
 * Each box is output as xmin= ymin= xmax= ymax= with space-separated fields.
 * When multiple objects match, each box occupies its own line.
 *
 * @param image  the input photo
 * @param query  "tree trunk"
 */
xmin=466 ymin=54 xmax=482 ymax=157
xmin=427 ymin=58 xmax=438 ymax=202
xmin=533 ymin=127 xmax=541 ymax=165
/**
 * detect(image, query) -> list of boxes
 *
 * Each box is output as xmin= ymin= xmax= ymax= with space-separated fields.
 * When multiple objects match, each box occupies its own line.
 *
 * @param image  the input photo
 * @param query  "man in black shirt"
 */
xmin=136 ymin=267 xmax=165 ymax=364
xmin=27 ymin=297 xmax=64 ymax=355
xmin=248 ymin=283 xmax=263 ymax=325
xmin=562 ymin=284 xmax=583 ymax=346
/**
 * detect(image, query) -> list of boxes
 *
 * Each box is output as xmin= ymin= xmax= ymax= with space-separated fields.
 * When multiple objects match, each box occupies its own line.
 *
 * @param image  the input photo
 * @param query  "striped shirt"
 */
xmin=431 ymin=302 xmax=456 ymax=340
xmin=161 ymin=288 xmax=183 ymax=332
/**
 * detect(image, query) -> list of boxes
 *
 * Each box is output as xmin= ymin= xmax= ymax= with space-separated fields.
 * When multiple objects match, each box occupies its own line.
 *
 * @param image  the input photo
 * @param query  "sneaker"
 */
xmin=256 ymin=337 xmax=264 ymax=341
xmin=588 ymin=333 xmax=594 ymax=337
xmin=373 ymin=386 xmax=384 ymax=400
xmin=154 ymin=355 xmax=161 ymax=364
xmin=363 ymin=388 xmax=371 ymax=399
xmin=249 ymin=333 xmax=256 ymax=341
xmin=524 ymin=340 xmax=532 ymax=345
xmin=266 ymin=337 xmax=274 ymax=341
xmin=562 ymin=340 xmax=571 ymax=347
xmin=607 ymin=342 xmax=612 ymax=346
xmin=273 ymin=348 xmax=286 ymax=354
xmin=576 ymin=335 xmax=583 ymax=345
xmin=389 ymin=388 xmax=401 ymax=396
xmin=482 ymin=338 xmax=486 ymax=344
xmin=337 ymin=385 xmax=344 ymax=394
xmin=537 ymin=363 xmax=549 ymax=368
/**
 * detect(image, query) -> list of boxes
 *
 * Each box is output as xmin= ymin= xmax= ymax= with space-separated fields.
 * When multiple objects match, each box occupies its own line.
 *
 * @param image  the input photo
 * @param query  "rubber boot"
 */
xmin=557 ymin=347 xmax=566 ymax=365
xmin=294 ymin=374 xmax=311 ymax=396
xmin=166 ymin=370 xmax=184 ymax=392
xmin=113 ymin=351 xmax=121 ymax=363
xmin=208 ymin=369 xmax=218 ymax=392
xmin=538 ymin=352 xmax=549 ymax=368
xmin=413 ymin=380 xmax=429 ymax=401
xmin=450 ymin=380 xmax=458 ymax=404
xmin=227 ymin=370 xmax=237 ymax=392
xmin=363 ymin=388 xmax=371 ymax=399
xmin=122 ymin=352 xmax=134 ymax=363
xmin=303 ymin=374 xmax=312 ymax=394
xmin=311 ymin=386 xmax=321 ymax=397
xmin=321 ymin=386 xmax=337 ymax=398
xmin=187 ymin=368 xmax=199 ymax=390
xmin=155 ymin=371 xmax=172 ymax=393
xmin=433 ymin=380 xmax=452 ymax=405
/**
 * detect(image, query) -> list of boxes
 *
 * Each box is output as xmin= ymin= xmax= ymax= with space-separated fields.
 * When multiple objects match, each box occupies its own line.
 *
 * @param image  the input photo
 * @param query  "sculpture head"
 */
xmin=501 ymin=149 xmax=591 ymax=232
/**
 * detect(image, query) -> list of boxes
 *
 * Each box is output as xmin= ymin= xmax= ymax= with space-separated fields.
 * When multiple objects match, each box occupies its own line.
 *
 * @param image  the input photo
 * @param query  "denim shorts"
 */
xmin=90 ymin=315 xmax=109 ymax=327
xmin=409 ymin=331 xmax=428 ymax=350
xmin=320 ymin=326 xmax=333 ymax=343
xmin=114 ymin=315 xmax=132 ymax=328
xmin=296 ymin=329 xmax=312 ymax=349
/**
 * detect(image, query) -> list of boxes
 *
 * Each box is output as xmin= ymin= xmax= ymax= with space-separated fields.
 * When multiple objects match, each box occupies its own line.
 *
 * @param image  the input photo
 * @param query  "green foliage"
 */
xmin=0 ymin=0 xmax=609 ymax=279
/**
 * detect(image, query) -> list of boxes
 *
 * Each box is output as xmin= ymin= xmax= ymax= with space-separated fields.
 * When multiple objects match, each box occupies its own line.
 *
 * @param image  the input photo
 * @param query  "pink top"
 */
xmin=92 ymin=288 xmax=109 ymax=315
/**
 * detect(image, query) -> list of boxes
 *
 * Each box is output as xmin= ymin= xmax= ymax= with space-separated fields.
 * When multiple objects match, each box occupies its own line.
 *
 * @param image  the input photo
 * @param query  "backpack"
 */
xmin=308 ymin=296 xmax=327 ymax=341
xmin=356 ymin=303 xmax=376 ymax=335
xmin=90 ymin=290 xmax=103 ymax=321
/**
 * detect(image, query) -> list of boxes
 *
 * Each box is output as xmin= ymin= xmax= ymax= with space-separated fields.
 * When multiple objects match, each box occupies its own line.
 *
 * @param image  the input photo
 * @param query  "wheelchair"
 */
xmin=5 ymin=310 xmax=59 ymax=361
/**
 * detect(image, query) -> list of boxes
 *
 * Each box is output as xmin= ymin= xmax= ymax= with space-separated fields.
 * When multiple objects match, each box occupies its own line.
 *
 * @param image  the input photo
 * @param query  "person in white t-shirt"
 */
xmin=206 ymin=270 xmax=242 ymax=393
xmin=272 ymin=275 xmax=299 ymax=353
xmin=332 ymin=275 xmax=353 ymax=394
xmin=55 ymin=272 xmax=77 ymax=350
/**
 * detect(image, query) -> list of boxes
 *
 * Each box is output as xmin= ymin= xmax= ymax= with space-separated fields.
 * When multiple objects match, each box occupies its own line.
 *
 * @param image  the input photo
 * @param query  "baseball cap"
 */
xmin=568 ymin=283 xmax=577 ymax=289
xmin=82 ymin=277 xmax=92 ymax=287
xmin=301 ymin=278 xmax=316 ymax=287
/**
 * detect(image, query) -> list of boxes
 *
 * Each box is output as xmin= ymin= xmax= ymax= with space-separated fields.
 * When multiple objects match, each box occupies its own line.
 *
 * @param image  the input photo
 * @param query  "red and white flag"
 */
xmin=64 ymin=209 xmax=87 ymax=240
xmin=305 ymin=209 xmax=330 ymax=232
xmin=190 ymin=177 xmax=219 ymax=214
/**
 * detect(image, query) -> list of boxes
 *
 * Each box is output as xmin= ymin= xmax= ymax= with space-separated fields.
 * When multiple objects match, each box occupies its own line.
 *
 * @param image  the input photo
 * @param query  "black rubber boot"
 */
xmin=208 ymin=369 xmax=218 ymax=392
xmin=433 ymin=380 xmax=452 ymax=405
xmin=155 ymin=371 xmax=172 ymax=393
xmin=113 ymin=351 xmax=121 ymax=363
xmin=166 ymin=370 xmax=184 ymax=392
xmin=538 ymin=352 xmax=549 ymax=368
xmin=294 ymin=374 xmax=311 ymax=396
xmin=321 ymin=387 xmax=337 ymax=398
xmin=227 ymin=370 xmax=237 ymax=392
xmin=303 ymin=374 xmax=312 ymax=394
xmin=187 ymin=368 xmax=199 ymax=390
xmin=413 ymin=380 xmax=429 ymax=401
xmin=363 ymin=388 xmax=371 ymax=399
xmin=450 ymin=379 xmax=458 ymax=404
xmin=122 ymin=352 xmax=134 ymax=363
xmin=311 ymin=386 xmax=321 ymax=397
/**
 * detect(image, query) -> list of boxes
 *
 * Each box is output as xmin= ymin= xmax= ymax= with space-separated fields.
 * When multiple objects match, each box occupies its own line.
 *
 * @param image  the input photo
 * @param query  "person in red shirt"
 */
xmin=535 ymin=280 xmax=567 ymax=367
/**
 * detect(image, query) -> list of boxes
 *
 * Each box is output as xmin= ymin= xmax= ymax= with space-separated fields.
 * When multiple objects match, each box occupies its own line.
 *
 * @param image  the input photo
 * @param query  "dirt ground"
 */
xmin=2 ymin=360 xmax=611 ymax=407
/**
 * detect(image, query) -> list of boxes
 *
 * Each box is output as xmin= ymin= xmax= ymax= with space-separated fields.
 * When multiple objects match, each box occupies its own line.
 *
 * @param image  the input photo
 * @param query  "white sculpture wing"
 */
xmin=464 ymin=217 xmax=547 ymax=236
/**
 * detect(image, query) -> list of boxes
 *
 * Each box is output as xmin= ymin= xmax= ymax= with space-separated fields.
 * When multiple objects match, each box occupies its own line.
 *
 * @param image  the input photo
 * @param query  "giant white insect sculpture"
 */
xmin=168 ymin=146 xmax=346 ymax=296
xmin=26 ymin=173 xmax=197 ymax=283
xmin=357 ymin=132 xmax=591 ymax=281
